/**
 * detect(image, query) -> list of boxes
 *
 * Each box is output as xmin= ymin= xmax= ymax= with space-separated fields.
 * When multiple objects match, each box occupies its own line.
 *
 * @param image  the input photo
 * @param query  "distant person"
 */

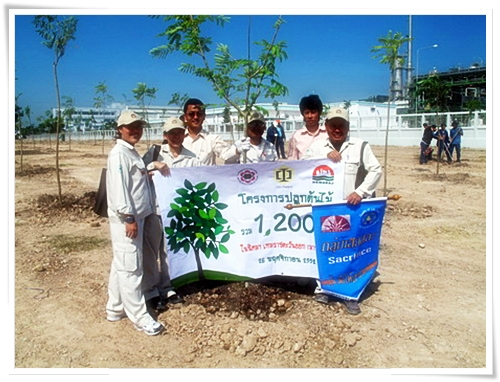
xmin=273 ymin=120 xmax=287 ymax=159
xmin=227 ymin=111 xmax=278 ymax=163
xmin=266 ymin=120 xmax=278 ymax=145
xmin=428 ymin=124 xmax=438 ymax=161
xmin=105 ymin=110 xmax=164 ymax=336
xmin=449 ymin=120 xmax=463 ymax=163
xmin=419 ymin=122 xmax=437 ymax=164
xmin=287 ymin=94 xmax=328 ymax=160
xmin=302 ymin=107 xmax=382 ymax=315
xmin=437 ymin=123 xmax=452 ymax=164
xmin=181 ymin=98 xmax=233 ymax=165
xmin=141 ymin=117 xmax=201 ymax=311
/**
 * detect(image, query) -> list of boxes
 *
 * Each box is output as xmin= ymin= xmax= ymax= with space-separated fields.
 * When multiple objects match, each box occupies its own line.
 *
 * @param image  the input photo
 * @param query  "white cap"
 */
xmin=162 ymin=117 xmax=185 ymax=133
xmin=116 ymin=110 xmax=146 ymax=128
xmin=325 ymin=107 xmax=349 ymax=122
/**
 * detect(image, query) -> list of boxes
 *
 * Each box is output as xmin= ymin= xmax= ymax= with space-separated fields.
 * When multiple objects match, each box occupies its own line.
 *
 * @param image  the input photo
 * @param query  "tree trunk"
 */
xmin=194 ymin=248 xmax=205 ymax=281
xmin=383 ymin=80 xmax=391 ymax=196
xmin=53 ymin=61 xmax=62 ymax=203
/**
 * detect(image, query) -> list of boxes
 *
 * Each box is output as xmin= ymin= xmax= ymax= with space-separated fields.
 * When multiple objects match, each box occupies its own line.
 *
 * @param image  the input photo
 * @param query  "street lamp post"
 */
xmin=415 ymin=44 xmax=438 ymax=113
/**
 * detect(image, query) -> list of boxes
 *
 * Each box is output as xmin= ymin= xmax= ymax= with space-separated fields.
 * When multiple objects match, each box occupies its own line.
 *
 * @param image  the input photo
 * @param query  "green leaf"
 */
xmin=194 ymin=238 xmax=204 ymax=249
xmin=193 ymin=195 xmax=205 ymax=206
xmin=220 ymin=232 xmax=230 ymax=243
xmin=204 ymin=246 xmax=212 ymax=258
xmin=215 ymin=216 xmax=228 ymax=225
xmin=214 ymin=202 xmax=227 ymax=210
xmin=212 ymin=246 xmax=220 ymax=259
xmin=207 ymin=183 xmax=216 ymax=193
xmin=208 ymin=207 xmax=217 ymax=219
xmin=176 ymin=188 xmax=189 ymax=197
xmin=195 ymin=232 xmax=205 ymax=241
xmin=219 ymin=244 xmax=229 ymax=254
xmin=194 ymin=182 xmax=207 ymax=190
xmin=199 ymin=209 xmax=209 ymax=219
xmin=204 ymin=193 xmax=212 ymax=204
xmin=184 ymin=179 xmax=193 ymax=190
xmin=205 ymin=230 xmax=214 ymax=242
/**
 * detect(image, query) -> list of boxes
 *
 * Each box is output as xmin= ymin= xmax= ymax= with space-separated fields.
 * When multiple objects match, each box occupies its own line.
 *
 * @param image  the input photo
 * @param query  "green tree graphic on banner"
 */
xmin=165 ymin=179 xmax=235 ymax=281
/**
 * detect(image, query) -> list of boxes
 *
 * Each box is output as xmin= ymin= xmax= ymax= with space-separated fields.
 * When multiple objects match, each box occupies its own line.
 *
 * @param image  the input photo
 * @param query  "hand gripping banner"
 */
xmin=311 ymin=198 xmax=387 ymax=300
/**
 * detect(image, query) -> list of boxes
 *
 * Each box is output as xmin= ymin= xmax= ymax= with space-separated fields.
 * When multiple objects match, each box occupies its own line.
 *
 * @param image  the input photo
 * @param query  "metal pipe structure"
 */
xmin=415 ymin=44 xmax=439 ymax=112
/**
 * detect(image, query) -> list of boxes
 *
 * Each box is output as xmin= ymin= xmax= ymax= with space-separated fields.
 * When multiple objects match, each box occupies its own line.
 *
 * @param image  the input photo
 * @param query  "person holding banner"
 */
xmin=302 ymin=106 xmax=382 ymax=314
xmin=287 ymin=94 xmax=328 ymax=160
xmin=181 ymin=98 xmax=234 ymax=165
xmin=141 ymin=117 xmax=201 ymax=311
xmin=105 ymin=110 xmax=164 ymax=336
xmin=226 ymin=111 xmax=278 ymax=164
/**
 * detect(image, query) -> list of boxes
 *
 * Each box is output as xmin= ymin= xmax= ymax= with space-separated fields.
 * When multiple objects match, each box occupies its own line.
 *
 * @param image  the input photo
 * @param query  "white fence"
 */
xmin=33 ymin=110 xmax=487 ymax=150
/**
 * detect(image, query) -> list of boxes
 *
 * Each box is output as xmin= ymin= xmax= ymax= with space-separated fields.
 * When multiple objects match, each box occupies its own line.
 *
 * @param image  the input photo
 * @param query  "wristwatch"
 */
xmin=124 ymin=215 xmax=135 ymax=224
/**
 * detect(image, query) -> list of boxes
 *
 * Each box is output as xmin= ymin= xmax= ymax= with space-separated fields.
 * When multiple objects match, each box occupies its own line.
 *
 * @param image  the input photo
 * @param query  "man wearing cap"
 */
xmin=105 ymin=110 xmax=164 ymax=336
xmin=449 ymin=120 xmax=463 ymax=163
xmin=287 ymin=94 xmax=328 ymax=160
xmin=181 ymin=98 xmax=233 ymax=165
xmin=142 ymin=117 xmax=201 ymax=311
xmin=302 ymin=106 xmax=382 ymax=314
xmin=226 ymin=111 xmax=277 ymax=163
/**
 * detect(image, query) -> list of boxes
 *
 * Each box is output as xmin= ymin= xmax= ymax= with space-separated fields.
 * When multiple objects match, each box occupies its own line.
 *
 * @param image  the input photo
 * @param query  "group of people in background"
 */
xmin=104 ymin=94 xmax=383 ymax=335
xmin=420 ymin=120 xmax=463 ymax=165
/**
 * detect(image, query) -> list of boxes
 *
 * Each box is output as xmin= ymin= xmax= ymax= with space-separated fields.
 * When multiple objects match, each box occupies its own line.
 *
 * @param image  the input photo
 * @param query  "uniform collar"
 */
xmin=117 ymin=139 xmax=136 ymax=150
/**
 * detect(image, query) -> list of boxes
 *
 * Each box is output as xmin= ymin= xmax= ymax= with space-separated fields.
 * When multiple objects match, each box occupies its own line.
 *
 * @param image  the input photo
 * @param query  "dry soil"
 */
xmin=12 ymin=138 xmax=491 ymax=376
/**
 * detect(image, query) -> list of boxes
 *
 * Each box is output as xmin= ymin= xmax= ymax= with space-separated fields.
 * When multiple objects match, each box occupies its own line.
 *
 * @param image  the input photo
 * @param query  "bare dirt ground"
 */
xmin=11 ymin=138 xmax=491 ymax=376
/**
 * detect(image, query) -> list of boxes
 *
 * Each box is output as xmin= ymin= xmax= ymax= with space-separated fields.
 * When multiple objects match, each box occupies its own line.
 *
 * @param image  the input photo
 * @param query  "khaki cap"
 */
xmin=325 ymin=107 xmax=349 ymax=122
xmin=117 ymin=110 xmax=146 ymax=128
xmin=163 ymin=117 xmax=185 ymax=133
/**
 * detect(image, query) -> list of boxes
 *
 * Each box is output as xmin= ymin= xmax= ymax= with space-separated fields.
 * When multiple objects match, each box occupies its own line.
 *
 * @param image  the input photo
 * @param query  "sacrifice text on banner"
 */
xmin=311 ymin=198 xmax=387 ymax=300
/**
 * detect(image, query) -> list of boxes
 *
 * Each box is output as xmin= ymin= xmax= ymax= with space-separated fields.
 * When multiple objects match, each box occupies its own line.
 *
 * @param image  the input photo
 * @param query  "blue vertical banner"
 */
xmin=311 ymin=198 xmax=387 ymax=300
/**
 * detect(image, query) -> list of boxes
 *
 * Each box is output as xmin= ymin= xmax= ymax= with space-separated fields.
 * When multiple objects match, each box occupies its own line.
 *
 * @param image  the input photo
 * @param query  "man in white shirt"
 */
xmin=225 ymin=111 xmax=278 ymax=163
xmin=302 ymin=107 xmax=382 ymax=314
xmin=181 ymin=98 xmax=233 ymax=165
xmin=142 ymin=117 xmax=201 ymax=311
xmin=105 ymin=110 xmax=164 ymax=336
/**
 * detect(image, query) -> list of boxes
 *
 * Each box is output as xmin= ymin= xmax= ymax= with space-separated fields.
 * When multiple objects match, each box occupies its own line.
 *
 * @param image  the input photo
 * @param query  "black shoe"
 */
xmin=156 ymin=299 xmax=168 ymax=311
xmin=146 ymin=296 xmax=161 ymax=312
xmin=343 ymin=300 xmax=361 ymax=315
xmin=167 ymin=292 xmax=184 ymax=304
xmin=314 ymin=293 xmax=330 ymax=304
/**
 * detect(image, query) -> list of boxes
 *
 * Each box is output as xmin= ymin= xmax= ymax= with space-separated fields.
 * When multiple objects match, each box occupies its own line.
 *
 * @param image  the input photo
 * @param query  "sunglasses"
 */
xmin=187 ymin=111 xmax=205 ymax=118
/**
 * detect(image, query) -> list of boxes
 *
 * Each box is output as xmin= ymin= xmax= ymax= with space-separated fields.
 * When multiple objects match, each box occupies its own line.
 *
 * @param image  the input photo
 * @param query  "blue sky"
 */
xmin=12 ymin=8 xmax=489 ymax=122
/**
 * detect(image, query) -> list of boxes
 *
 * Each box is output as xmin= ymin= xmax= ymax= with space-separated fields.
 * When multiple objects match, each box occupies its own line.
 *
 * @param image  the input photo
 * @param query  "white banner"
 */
xmin=153 ymin=159 xmax=344 ymax=285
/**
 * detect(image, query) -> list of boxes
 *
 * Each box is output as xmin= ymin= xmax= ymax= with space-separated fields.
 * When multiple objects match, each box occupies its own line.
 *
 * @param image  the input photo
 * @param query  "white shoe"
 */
xmin=135 ymin=320 xmax=164 ymax=336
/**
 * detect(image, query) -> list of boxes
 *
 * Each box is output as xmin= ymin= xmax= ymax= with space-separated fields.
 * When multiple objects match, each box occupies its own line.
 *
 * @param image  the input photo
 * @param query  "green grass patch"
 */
xmin=48 ymin=234 xmax=108 ymax=254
